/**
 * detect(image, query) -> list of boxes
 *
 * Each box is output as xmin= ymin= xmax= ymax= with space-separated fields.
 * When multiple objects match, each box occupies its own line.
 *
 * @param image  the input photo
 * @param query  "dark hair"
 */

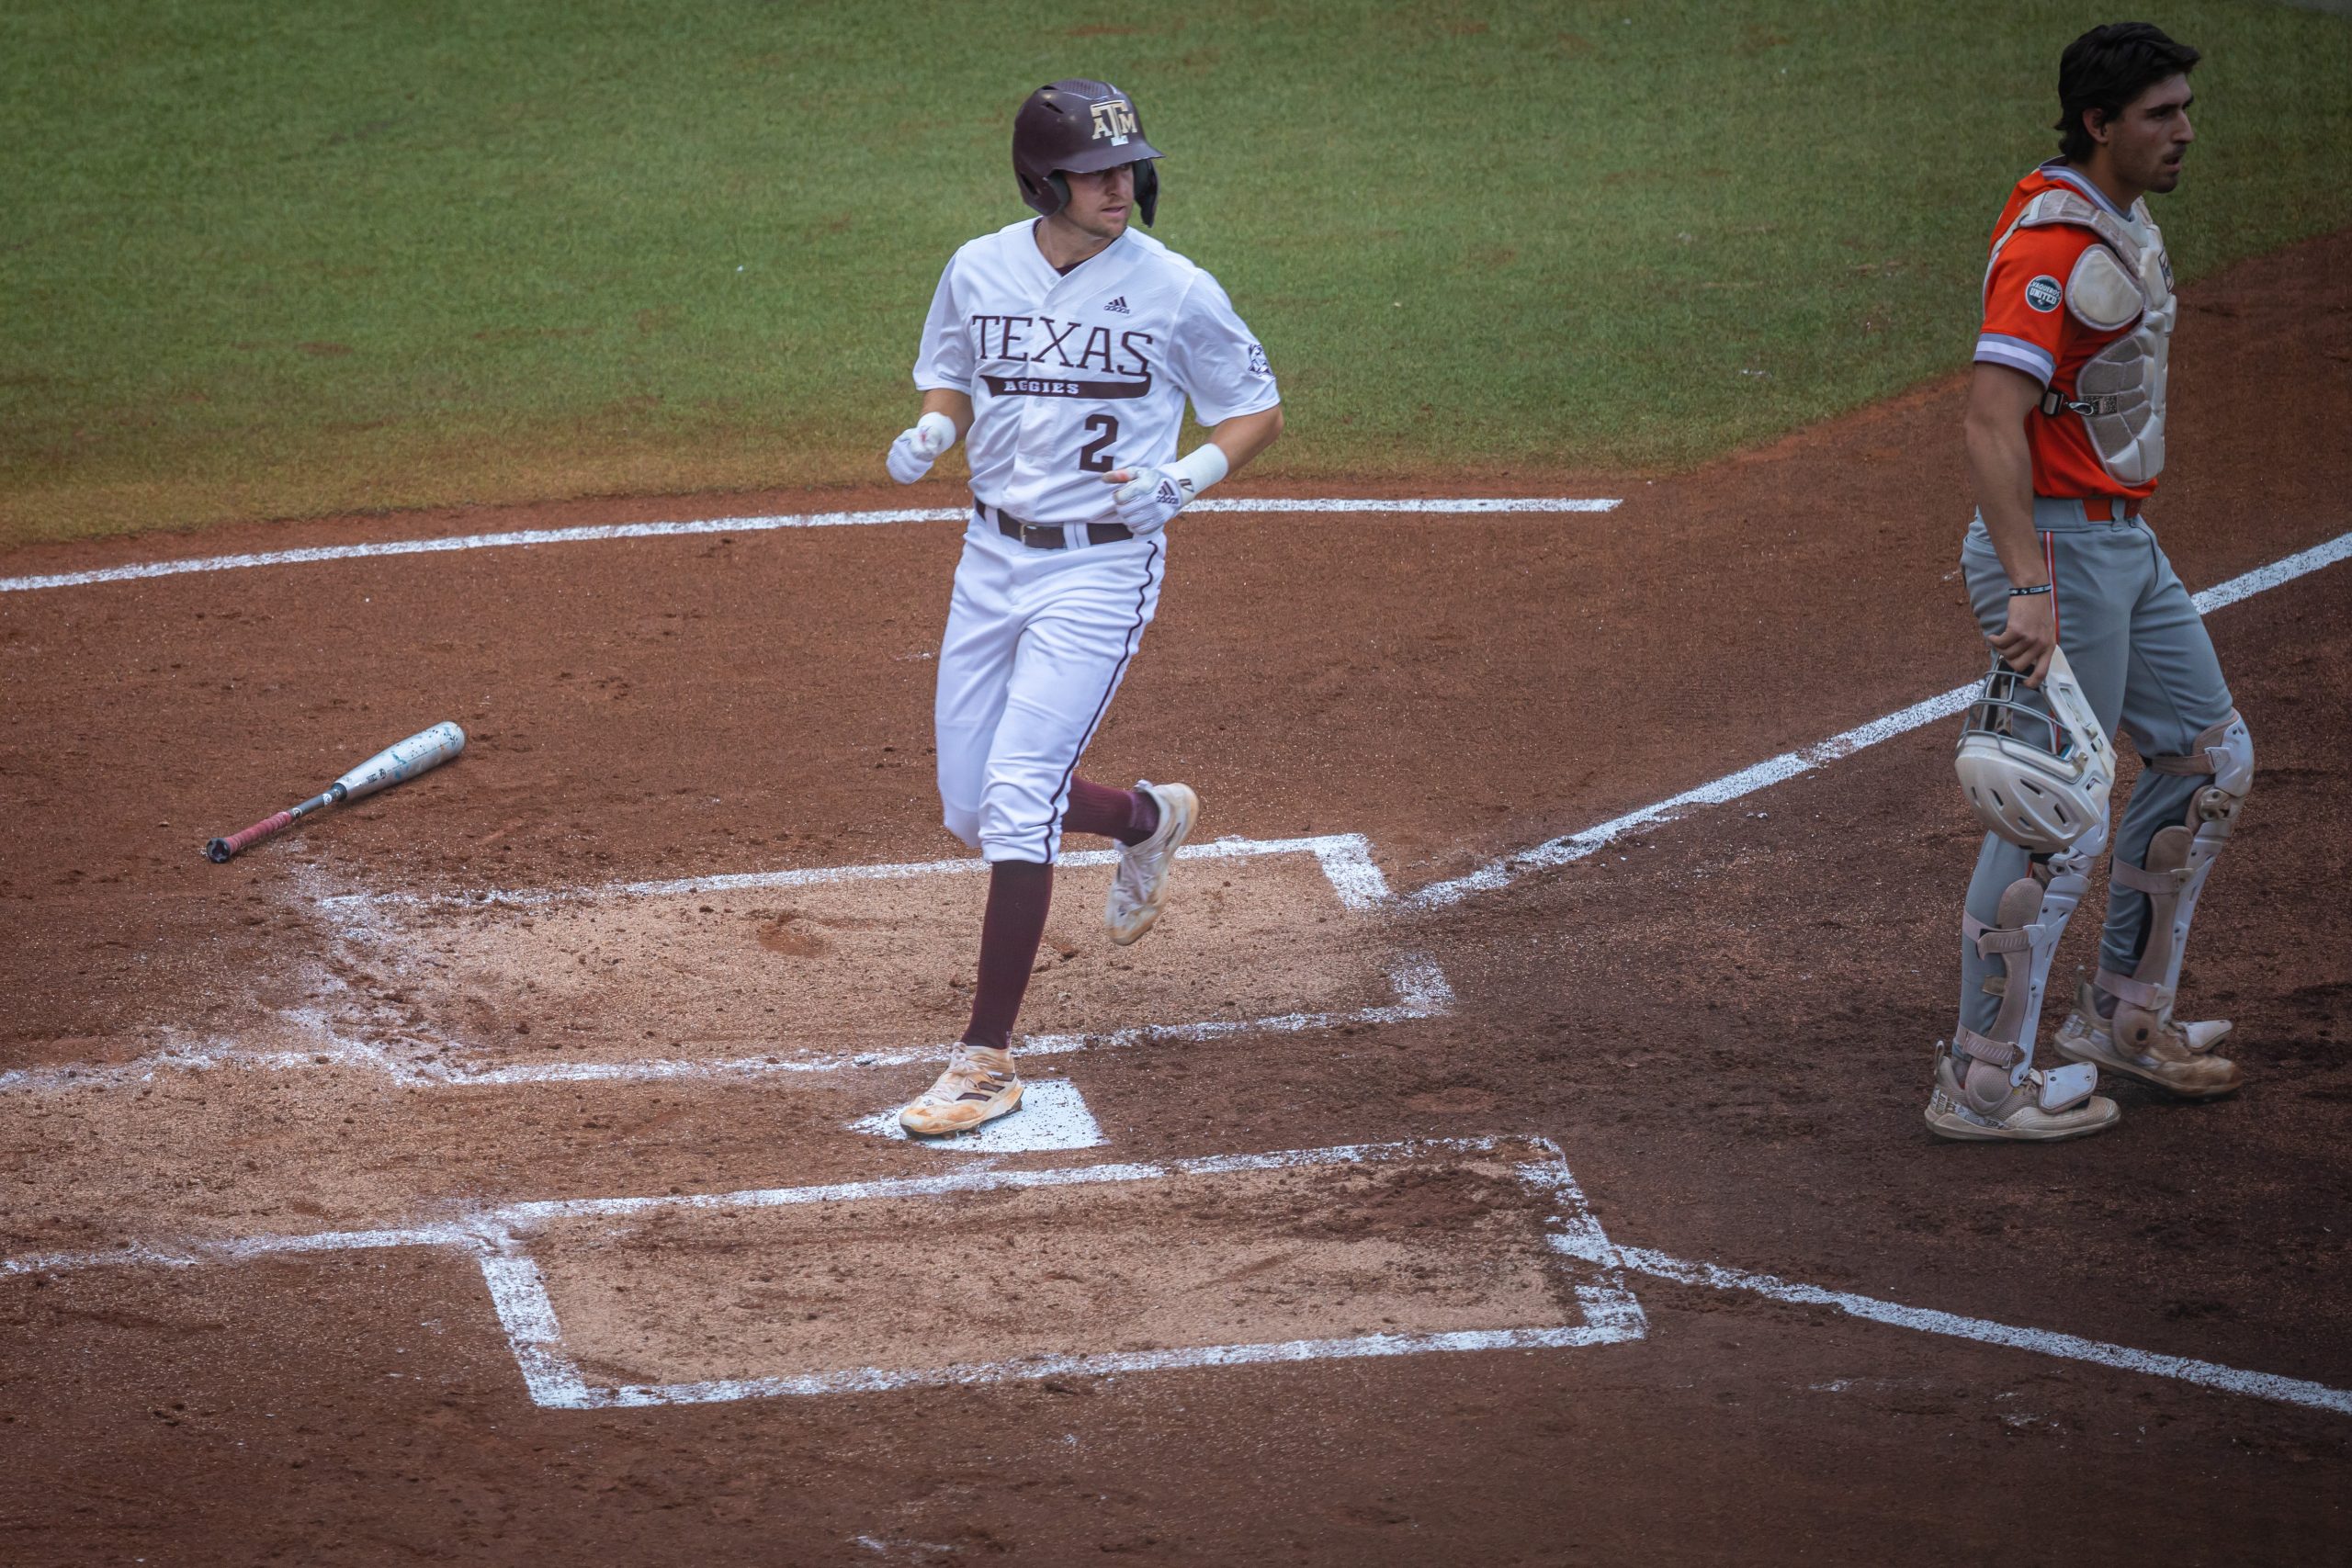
xmin=2056 ymin=23 xmax=2200 ymax=160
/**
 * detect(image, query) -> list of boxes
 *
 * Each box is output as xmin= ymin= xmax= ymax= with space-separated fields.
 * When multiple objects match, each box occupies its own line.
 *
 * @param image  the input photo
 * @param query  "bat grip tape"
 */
xmin=207 ymin=811 xmax=294 ymax=863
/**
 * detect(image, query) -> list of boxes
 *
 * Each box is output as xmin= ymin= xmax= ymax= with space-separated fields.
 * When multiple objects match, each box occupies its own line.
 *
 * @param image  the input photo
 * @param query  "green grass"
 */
xmin=3 ymin=0 xmax=2347 ymax=546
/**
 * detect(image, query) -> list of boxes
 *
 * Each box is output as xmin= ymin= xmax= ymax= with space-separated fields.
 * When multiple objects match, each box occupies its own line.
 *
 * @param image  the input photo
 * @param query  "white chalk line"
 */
xmin=320 ymin=831 xmax=1395 ymax=915
xmin=11 ymin=1134 xmax=2343 ymax=1420
xmin=2 ymin=1223 xmax=475 ymax=1280
xmin=11 ymin=1137 xmax=1528 ymax=1275
xmin=13 ymin=1136 xmax=1650 ymax=1406
xmin=1406 ymin=527 xmax=2352 ymax=910
xmin=495 ymin=1133 xmax=1511 ymax=1224
xmin=2190 ymin=528 xmax=2352 ymax=614
xmin=0 ymin=833 xmax=1432 ymax=1096
xmin=491 ymin=1319 xmax=1646 ymax=1411
xmin=0 ymin=954 xmax=1450 ymax=1095
xmin=1548 ymin=1235 xmax=2352 ymax=1420
xmin=0 ymin=497 xmax=1623 ymax=594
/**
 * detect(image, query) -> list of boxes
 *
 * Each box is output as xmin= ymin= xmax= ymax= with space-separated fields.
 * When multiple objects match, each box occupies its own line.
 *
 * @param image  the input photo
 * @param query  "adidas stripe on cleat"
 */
xmin=899 ymin=1044 xmax=1023 ymax=1136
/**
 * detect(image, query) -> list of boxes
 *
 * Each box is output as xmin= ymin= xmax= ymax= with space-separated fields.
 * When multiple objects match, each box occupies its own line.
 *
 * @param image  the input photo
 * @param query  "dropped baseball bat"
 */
xmin=205 ymin=721 xmax=466 ymax=863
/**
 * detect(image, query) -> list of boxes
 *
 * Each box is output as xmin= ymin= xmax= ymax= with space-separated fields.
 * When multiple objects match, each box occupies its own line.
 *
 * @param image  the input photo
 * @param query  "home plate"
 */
xmin=846 ymin=1077 xmax=1106 ymax=1153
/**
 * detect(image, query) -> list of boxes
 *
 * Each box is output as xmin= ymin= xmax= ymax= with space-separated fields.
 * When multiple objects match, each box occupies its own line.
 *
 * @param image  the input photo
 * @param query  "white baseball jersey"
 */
xmin=912 ymin=220 xmax=1279 ymax=525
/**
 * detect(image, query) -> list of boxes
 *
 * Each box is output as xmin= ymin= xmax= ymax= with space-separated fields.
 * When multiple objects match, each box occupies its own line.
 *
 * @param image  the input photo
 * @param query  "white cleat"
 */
xmin=898 ymin=1044 xmax=1023 ymax=1136
xmin=1924 ymin=1041 xmax=2120 ymax=1143
xmin=1105 ymin=781 xmax=1197 ymax=945
xmin=2054 ymin=978 xmax=2243 ymax=1100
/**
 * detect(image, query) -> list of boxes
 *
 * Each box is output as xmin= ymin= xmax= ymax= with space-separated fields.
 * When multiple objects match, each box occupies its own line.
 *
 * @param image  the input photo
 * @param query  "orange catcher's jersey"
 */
xmin=1975 ymin=163 xmax=2166 ymax=503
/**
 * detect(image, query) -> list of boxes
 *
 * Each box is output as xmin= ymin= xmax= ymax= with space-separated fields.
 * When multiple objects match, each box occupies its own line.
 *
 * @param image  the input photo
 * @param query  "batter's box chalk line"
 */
xmin=313 ymin=830 xmax=1397 ymax=914
xmin=4 ymin=1136 xmax=1649 ymax=1407
xmin=478 ymin=1137 xmax=1649 ymax=1408
xmin=0 ymin=835 xmax=1437 ymax=1098
xmin=8 ymin=1137 xmax=2346 ymax=1417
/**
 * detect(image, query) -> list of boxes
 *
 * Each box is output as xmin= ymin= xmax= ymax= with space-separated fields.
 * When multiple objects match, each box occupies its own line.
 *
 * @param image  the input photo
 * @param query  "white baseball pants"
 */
xmin=934 ymin=513 xmax=1167 ymax=864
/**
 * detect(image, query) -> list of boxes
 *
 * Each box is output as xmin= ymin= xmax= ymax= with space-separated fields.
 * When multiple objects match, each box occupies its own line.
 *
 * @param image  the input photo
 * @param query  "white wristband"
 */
xmin=1169 ymin=443 xmax=1228 ymax=496
xmin=915 ymin=411 xmax=957 ymax=455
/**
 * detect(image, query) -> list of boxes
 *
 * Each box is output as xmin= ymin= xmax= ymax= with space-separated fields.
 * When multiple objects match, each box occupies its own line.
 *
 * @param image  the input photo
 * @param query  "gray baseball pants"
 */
xmin=1955 ymin=500 xmax=2238 ymax=1040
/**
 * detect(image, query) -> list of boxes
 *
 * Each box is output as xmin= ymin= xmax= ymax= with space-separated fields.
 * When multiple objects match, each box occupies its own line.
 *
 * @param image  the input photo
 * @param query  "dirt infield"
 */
xmin=1 ymin=231 xmax=2347 ymax=1564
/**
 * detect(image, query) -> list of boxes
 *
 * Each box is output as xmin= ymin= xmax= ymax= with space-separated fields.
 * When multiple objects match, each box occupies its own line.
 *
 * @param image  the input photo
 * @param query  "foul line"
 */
xmin=1547 ymin=1234 xmax=2352 ymax=1419
xmin=1407 ymin=528 xmax=2352 ymax=909
xmin=0 ymin=498 xmax=1621 ymax=594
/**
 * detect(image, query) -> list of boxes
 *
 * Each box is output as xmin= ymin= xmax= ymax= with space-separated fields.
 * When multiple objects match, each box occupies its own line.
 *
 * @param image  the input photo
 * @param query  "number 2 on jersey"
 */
xmin=1078 ymin=413 xmax=1118 ymax=473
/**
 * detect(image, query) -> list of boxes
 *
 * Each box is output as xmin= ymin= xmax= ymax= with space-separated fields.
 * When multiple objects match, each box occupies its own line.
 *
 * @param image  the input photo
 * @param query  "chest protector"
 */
xmin=1984 ymin=189 xmax=2177 ymax=487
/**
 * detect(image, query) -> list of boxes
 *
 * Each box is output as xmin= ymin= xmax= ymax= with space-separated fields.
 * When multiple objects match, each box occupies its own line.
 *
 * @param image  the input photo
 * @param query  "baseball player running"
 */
xmin=884 ymin=79 xmax=1283 ymax=1134
xmin=1929 ymin=24 xmax=2250 ymax=1142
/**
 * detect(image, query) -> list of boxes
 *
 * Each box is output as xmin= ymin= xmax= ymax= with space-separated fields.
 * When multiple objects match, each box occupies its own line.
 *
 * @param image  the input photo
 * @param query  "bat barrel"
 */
xmin=334 ymin=721 xmax=466 ymax=802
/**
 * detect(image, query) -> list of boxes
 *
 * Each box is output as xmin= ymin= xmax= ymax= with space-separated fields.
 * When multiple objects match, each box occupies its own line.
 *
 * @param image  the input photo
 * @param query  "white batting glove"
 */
xmin=1105 ymin=466 xmax=1191 ymax=536
xmin=887 ymin=412 xmax=957 ymax=485
xmin=1104 ymin=445 xmax=1229 ymax=536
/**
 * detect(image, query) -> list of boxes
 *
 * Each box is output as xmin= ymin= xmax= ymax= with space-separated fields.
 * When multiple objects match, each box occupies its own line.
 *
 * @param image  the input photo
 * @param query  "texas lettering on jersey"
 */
xmin=913 ymin=220 xmax=1278 ymax=525
xmin=968 ymin=313 xmax=1156 ymax=400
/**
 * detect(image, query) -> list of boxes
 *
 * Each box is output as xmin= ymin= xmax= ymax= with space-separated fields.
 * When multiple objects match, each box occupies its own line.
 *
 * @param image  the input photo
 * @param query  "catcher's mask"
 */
xmin=1953 ymin=646 xmax=2117 ymax=854
xmin=1013 ymin=79 xmax=1162 ymax=227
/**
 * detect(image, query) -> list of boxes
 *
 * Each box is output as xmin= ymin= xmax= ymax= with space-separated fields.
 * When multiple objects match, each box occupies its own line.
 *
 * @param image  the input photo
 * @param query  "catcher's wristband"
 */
xmin=2007 ymin=582 xmax=2053 ymax=597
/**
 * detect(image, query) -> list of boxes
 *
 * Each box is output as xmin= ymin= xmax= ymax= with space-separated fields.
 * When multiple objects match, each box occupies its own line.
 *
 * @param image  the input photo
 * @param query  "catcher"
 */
xmin=1929 ymin=23 xmax=2248 ymax=1142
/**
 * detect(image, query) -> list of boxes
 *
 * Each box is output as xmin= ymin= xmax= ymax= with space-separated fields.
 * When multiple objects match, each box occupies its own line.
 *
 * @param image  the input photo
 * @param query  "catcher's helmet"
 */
xmin=1953 ymin=646 xmax=2117 ymax=854
xmin=1013 ymin=79 xmax=1162 ymax=227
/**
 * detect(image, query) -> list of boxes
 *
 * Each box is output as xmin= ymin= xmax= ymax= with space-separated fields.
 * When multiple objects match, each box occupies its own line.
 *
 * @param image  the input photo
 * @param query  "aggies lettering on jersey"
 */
xmin=913 ymin=220 xmax=1278 ymax=527
xmin=966 ymin=313 xmax=1156 ymax=400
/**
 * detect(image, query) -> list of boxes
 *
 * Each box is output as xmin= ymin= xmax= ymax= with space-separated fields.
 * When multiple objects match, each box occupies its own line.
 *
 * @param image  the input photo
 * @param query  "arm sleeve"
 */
xmin=1974 ymin=226 xmax=2090 ymax=388
xmin=911 ymin=254 xmax=972 ymax=393
xmin=1167 ymin=270 xmax=1281 ymax=426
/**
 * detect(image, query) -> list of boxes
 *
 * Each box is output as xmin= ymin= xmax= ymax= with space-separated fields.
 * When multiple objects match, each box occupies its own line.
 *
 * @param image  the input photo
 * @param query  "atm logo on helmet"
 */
xmin=1089 ymin=99 xmax=1139 ymax=142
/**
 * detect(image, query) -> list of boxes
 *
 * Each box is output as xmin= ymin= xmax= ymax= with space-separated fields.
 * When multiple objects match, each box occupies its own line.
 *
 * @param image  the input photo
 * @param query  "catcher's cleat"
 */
xmin=1925 ymin=1039 xmax=2120 ymax=1143
xmin=1106 ymin=780 xmax=1198 ymax=945
xmin=898 ymin=1044 xmax=1023 ymax=1136
xmin=2053 ymin=978 xmax=2242 ymax=1100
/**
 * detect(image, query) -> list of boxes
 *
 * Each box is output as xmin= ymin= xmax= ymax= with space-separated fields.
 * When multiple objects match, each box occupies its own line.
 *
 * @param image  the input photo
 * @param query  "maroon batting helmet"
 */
xmin=1012 ymin=79 xmax=1163 ymax=227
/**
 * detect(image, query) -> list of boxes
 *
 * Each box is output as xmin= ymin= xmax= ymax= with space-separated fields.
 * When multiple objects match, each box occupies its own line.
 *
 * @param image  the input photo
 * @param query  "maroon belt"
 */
xmin=981 ymin=504 xmax=1132 ymax=550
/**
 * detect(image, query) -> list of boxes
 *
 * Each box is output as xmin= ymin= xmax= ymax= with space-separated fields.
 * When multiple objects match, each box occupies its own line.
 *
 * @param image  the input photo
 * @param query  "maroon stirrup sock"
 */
xmin=1064 ymin=776 xmax=1159 ymax=846
xmin=960 ymin=859 xmax=1054 ymax=1051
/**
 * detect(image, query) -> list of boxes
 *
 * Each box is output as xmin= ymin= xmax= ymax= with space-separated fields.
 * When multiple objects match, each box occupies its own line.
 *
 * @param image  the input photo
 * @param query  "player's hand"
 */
xmin=1989 ymin=591 xmax=2057 ymax=687
xmin=887 ymin=413 xmax=956 ymax=485
xmin=1104 ymin=465 xmax=1193 ymax=536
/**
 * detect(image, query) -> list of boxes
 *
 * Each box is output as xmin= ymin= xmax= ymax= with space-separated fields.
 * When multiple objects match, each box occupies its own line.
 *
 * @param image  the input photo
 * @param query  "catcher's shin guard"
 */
xmin=2097 ymin=711 xmax=2253 ymax=1055
xmin=1936 ymin=862 xmax=2104 ymax=1134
